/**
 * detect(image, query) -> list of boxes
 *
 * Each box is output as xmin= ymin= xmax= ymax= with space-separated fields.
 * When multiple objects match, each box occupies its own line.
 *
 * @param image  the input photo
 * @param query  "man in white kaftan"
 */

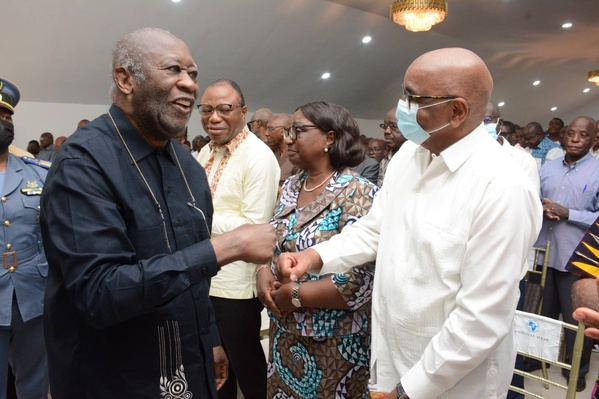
xmin=278 ymin=48 xmax=543 ymax=399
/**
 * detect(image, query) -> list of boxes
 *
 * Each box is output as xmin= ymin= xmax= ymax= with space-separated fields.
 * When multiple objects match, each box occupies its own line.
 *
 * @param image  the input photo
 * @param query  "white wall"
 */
xmin=11 ymin=102 xmax=385 ymax=150
xmin=12 ymin=101 xmax=110 ymax=149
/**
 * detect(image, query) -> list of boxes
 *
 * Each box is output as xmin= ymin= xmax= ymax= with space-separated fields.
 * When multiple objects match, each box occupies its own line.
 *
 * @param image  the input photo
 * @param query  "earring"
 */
xmin=324 ymin=147 xmax=329 ymax=153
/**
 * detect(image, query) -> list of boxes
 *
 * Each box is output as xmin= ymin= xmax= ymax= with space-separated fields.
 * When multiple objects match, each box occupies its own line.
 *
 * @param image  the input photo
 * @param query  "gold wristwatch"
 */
xmin=291 ymin=281 xmax=303 ymax=307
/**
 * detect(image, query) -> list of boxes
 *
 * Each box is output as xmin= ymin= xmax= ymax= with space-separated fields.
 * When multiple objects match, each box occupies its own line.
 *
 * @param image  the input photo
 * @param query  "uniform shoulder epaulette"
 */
xmin=21 ymin=156 xmax=52 ymax=170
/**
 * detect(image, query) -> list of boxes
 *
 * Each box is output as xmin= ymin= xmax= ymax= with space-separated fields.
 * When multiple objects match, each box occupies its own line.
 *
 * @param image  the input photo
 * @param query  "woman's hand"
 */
xmin=271 ymin=281 xmax=297 ymax=318
xmin=256 ymin=265 xmax=283 ymax=318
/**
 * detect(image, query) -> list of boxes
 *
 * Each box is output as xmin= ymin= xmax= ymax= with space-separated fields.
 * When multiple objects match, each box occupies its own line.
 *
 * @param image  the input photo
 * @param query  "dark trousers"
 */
xmin=0 ymin=298 xmax=48 ymax=399
xmin=211 ymin=296 xmax=266 ymax=399
xmin=540 ymin=268 xmax=594 ymax=379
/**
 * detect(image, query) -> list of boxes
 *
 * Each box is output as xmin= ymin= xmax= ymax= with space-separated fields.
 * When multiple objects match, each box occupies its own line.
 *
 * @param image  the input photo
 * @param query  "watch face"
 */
xmin=291 ymin=297 xmax=302 ymax=307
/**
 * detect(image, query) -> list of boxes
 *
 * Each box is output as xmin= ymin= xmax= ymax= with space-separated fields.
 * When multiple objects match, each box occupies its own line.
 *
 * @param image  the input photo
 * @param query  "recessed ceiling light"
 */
xmin=562 ymin=22 xmax=573 ymax=28
xmin=498 ymin=102 xmax=505 ymax=107
xmin=172 ymin=0 xmax=181 ymax=2
xmin=533 ymin=80 xmax=541 ymax=86
xmin=551 ymin=106 xmax=557 ymax=111
xmin=584 ymin=88 xmax=591 ymax=93
xmin=362 ymin=36 xmax=372 ymax=44
xmin=321 ymin=72 xmax=331 ymax=80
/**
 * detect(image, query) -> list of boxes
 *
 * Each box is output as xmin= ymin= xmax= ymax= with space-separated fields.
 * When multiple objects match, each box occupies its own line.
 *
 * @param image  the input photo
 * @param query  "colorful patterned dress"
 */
xmin=267 ymin=167 xmax=378 ymax=399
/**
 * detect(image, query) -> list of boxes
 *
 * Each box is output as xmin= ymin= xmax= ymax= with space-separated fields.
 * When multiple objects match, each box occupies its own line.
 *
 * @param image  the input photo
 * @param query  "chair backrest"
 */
xmin=524 ymin=241 xmax=551 ymax=314
xmin=510 ymin=310 xmax=585 ymax=399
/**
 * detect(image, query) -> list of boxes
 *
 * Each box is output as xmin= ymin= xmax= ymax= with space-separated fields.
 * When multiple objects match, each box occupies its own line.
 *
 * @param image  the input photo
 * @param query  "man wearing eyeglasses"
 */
xmin=366 ymin=138 xmax=389 ymax=163
xmin=264 ymin=113 xmax=295 ymax=186
xmin=277 ymin=48 xmax=542 ymax=399
xmin=196 ymin=79 xmax=279 ymax=399
xmin=377 ymin=107 xmax=407 ymax=187
xmin=247 ymin=108 xmax=273 ymax=140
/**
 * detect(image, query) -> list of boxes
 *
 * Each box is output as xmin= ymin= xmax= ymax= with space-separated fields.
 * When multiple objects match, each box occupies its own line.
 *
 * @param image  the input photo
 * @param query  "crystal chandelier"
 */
xmin=390 ymin=0 xmax=447 ymax=32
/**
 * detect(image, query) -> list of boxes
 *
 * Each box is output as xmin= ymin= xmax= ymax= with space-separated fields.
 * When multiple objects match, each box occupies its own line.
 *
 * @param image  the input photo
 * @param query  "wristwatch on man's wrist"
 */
xmin=396 ymin=382 xmax=410 ymax=399
xmin=291 ymin=281 xmax=303 ymax=307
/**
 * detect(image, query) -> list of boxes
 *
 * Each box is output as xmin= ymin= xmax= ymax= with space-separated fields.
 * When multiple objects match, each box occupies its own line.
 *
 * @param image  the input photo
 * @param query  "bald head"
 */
xmin=408 ymin=48 xmax=493 ymax=125
xmin=402 ymin=48 xmax=493 ymax=154
xmin=54 ymin=136 xmax=67 ymax=152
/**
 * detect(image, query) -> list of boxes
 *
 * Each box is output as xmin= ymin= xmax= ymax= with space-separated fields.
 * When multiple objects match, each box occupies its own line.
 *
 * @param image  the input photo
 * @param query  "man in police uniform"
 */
xmin=0 ymin=77 xmax=50 ymax=399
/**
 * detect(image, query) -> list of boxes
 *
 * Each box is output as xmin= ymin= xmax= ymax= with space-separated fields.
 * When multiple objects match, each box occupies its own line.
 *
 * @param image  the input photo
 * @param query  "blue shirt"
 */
xmin=535 ymin=153 xmax=599 ymax=271
xmin=40 ymin=105 xmax=220 ymax=398
xmin=531 ymin=136 xmax=560 ymax=166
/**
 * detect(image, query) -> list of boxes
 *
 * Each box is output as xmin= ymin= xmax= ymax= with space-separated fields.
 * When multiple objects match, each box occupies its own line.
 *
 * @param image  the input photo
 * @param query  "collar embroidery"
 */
xmin=204 ymin=126 xmax=251 ymax=196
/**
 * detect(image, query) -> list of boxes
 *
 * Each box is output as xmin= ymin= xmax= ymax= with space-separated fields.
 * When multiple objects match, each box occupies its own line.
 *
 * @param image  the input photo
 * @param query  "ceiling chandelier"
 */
xmin=588 ymin=70 xmax=599 ymax=86
xmin=390 ymin=0 xmax=447 ymax=32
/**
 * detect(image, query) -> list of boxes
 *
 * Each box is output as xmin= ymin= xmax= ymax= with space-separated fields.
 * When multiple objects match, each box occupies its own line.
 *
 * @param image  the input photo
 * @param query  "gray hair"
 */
xmin=110 ymin=28 xmax=171 ymax=101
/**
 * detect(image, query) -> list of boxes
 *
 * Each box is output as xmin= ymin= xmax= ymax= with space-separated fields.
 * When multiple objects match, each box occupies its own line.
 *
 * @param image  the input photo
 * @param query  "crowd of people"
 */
xmin=1 ymin=27 xmax=599 ymax=399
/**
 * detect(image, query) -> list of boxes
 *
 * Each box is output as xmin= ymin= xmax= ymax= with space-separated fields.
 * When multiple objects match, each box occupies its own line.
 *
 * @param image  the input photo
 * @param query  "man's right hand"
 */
xmin=277 ymin=249 xmax=323 ymax=283
xmin=211 ymin=223 xmax=276 ymax=266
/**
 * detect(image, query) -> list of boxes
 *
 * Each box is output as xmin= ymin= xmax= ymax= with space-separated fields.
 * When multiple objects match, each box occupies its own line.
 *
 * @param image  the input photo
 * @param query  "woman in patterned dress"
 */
xmin=256 ymin=101 xmax=378 ymax=399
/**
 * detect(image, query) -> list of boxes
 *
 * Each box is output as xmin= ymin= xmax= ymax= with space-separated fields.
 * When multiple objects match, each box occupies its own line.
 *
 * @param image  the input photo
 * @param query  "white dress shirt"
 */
xmin=314 ymin=127 xmax=542 ymax=398
xmin=197 ymin=132 xmax=279 ymax=299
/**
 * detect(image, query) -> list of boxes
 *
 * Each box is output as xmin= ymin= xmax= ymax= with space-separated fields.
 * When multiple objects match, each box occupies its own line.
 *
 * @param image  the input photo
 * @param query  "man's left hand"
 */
xmin=213 ymin=345 xmax=228 ymax=390
xmin=542 ymin=198 xmax=568 ymax=220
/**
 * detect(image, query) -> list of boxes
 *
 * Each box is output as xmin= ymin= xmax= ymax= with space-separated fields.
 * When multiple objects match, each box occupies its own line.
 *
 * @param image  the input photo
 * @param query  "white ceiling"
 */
xmin=3 ymin=0 xmax=599 ymax=129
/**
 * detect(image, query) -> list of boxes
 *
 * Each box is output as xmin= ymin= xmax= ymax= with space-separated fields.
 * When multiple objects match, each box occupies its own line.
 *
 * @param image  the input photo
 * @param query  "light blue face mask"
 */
xmin=395 ymin=98 xmax=452 ymax=145
xmin=484 ymin=122 xmax=499 ymax=140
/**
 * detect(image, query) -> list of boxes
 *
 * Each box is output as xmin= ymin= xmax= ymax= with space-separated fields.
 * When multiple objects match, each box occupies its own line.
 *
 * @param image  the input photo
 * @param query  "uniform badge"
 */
xmin=21 ymin=180 xmax=43 ymax=196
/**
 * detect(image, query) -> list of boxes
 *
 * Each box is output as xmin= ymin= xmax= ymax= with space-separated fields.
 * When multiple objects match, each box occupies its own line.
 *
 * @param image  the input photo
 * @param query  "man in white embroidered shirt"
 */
xmin=196 ymin=79 xmax=279 ymax=399
xmin=277 ymin=48 xmax=542 ymax=399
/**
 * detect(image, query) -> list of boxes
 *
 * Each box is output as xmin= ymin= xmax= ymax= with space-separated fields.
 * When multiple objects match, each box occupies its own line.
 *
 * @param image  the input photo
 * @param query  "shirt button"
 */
xmin=6 ymin=243 xmax=12 ymax=250
xmin=166 ymin=186 xmax=172 ymax=194
xmin=1 ymin=197 xmax=6 ymax=202
xmin=380 ymin=327 xmax=386 ymax=336
xmin=201 ymin=266 xmax=207 ymax=275
xmin=4 ymin=220 xmax=10 ymax=227
xmin=175 ymin=219 xmax=182 ymax=227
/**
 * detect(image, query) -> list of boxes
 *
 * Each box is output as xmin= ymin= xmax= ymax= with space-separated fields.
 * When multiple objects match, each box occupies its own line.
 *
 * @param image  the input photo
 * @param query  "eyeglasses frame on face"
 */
xmin=483 ymin=115 xmax=501 ymax=125
xmin=282 ymin=124 xmax=321 ymax=141
xmin=367 ymin=147 xmax=386 ymax=153
xmin=197 ymin=103 xmax=244 ymax=117
xmin=401 ymin=84 xmax=457 ymax=110
xmin=379 ymin=122 xmax=399 ymax=131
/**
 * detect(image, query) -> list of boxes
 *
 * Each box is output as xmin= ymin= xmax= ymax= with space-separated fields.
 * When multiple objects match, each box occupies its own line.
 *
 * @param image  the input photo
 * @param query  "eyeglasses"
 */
xmin=267 ymin=126 xmax=287 ymax=133
xmin=283 ymin=124 xmax=321 ymax=141
xmin=367 ymin=147 xmax=386 ymax=153
xmin=483 ymin=115 xmax=500 ymax=124
xmin=379 ymin=122 xmax=399 ymax=131
xmin=402 ymin=84 xmax=456 ymax=110
xmin=197 ymin=103 xmax=244 ymax=116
